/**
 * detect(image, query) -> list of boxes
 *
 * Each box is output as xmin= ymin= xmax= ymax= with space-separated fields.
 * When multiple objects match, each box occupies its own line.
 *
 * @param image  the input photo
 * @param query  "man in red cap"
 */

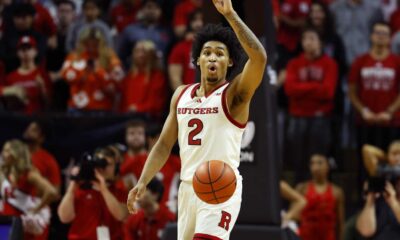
xmin=0 ymin=35 xmax=51 ymax=114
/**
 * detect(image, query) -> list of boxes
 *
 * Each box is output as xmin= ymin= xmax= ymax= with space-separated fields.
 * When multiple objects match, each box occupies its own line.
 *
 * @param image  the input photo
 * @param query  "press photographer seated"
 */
xmin=356 ymin=141 xmax=400 ymax=239
xmin=58 ymin=145 xmax=128 ymax=240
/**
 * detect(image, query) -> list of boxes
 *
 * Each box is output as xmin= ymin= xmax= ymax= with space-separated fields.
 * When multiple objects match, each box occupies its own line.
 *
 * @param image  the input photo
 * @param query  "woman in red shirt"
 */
xmin=296 ymin=154 xmax=345 ymax=240
xmin=1 ymin=36 xmax=52 ymax=114
xmin=119 ymin=40 xmax=167 ymax=117
xmin=0 ymin=139 xmax=58 ymax=240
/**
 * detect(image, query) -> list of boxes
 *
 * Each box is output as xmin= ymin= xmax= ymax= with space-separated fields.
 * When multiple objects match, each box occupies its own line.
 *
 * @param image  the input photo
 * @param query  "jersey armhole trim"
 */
xmin=221 ymin=84 xmax=247 ymax=129
xmin=176 ymin=84 xmax=193 ymax=107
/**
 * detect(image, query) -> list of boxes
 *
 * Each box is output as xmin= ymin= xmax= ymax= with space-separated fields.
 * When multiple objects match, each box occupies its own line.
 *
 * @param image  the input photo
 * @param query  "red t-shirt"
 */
xmin=349 ymin=53 xmax=400 ymax=125
xmin=173 ymin=0 xmax=199 ymax=27
xmin=284 ymin=53 xmax=338 ymax=117
xmin=68 ymin=181 xmax=128 ymax=240
xmin=277 ymin=0 xmax=311 ymax=51
xmin=123 ymin=206 xmax=176 ymax=240
xmin=168 ymin=39 xmax=196 ymax=85
xmin=31 ymin=148 xmax=61 ymax=187
xmin=111 ymin=2 xmax=141 ymax=33
xmin=121 ymin=153 xmax=181 ymax=208
xmin=33 ymin=2 xmax=57 ymax=37
xmin=4 ymin=68 xmax=52 ymax=114
xmin=119 ymin=70 xmax=167 ymax=116
xmin=299 ymin=183 xmax=337 ymax=240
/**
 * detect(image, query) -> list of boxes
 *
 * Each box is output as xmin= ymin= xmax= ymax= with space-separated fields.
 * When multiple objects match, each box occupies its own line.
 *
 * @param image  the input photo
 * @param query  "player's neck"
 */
xmin=198 ymin=80 xmax=227 ymax=97
xmin=370 ymin=46 xmax=390 ymax=60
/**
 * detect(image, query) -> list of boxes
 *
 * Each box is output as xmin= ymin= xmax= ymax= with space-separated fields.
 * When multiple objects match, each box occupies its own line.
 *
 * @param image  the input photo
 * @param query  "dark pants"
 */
xmin=284 ymin=116 xmax=332 ymax=182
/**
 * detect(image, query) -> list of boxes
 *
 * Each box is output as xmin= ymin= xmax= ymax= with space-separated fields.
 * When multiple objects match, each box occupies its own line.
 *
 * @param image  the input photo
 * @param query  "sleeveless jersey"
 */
xmin=176 ymin=82 xmax=246 ymax=181
xmin=299 ymin=182 xmax=337 ymax=240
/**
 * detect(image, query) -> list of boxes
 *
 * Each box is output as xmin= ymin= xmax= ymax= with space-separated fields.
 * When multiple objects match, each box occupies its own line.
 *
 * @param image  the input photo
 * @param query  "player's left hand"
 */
xmin=212 ymin=0 xmax=234 ymax=16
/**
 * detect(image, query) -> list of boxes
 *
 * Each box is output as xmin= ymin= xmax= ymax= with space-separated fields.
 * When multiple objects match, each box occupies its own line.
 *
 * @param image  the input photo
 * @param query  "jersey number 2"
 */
xmin=188 ymin=118 xmax=203 ymax=145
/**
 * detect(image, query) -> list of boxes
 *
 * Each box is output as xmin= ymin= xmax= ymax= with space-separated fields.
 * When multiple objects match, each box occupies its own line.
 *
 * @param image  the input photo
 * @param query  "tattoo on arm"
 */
xmin=226 ymin=13 xmax=261 ymax=51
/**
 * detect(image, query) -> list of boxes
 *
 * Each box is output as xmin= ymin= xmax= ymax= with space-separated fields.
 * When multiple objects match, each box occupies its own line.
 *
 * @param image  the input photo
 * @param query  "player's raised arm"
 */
xmin=212 ymin=0 xmax=267 ymax=101
xmin=126 ymin=86 xmax=184 ymax=214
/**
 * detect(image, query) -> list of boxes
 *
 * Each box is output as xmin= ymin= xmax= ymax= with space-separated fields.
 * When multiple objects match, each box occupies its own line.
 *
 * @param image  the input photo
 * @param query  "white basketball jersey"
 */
xmin=176 ymin=82 xmax=245 ymax=181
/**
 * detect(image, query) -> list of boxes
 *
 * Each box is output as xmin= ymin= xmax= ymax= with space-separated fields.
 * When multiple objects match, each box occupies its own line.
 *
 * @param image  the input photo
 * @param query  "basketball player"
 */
xmin=127 ymin=0 xmax=267 ymax=239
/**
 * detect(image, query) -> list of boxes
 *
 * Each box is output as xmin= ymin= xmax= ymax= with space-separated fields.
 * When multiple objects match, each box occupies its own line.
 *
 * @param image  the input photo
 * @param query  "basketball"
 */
xmin=192 ymin=160 xmax=237 ymax=204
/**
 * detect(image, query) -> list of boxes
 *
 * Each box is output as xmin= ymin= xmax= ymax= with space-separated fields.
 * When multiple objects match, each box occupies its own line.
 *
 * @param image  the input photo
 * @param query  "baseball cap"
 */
xmin=17 ymin=36 xmax=37 ymax=49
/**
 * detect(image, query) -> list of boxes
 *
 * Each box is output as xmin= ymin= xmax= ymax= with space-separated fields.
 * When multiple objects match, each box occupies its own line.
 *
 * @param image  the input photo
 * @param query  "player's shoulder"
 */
xmin=173 ymin=84 xmax=193 ymax=102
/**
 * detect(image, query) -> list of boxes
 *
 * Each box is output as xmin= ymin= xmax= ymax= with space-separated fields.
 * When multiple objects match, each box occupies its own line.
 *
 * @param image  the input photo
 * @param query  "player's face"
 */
xmin=126 ymin=126 xmax=146 ymax=150
xmin=371 ymin=24 xmax=391 ymax=47
xmin=310 ymin=155 xmax=329 ymax=180
xmin=23 ymin=122 xmax=43 ymax=144
xmin=388 ymin=143 xmax=400 ymax=166
xmin=198 ymin=41 xmax=232 ymax=84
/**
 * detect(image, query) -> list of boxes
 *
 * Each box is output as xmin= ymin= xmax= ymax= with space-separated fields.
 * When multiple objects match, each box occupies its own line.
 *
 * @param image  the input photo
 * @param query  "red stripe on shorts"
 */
xmin=193 ymin=233 xmax=223 ymax=240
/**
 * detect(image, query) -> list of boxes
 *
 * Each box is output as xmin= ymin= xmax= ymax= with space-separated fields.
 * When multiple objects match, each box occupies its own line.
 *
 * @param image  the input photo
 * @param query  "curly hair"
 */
xmin=192 ymin=24 xmax=245 ymax=81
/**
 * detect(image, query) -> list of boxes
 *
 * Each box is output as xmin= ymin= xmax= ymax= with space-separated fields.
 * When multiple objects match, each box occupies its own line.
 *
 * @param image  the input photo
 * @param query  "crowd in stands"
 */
xmin=2 ymin=0 xmax=400 ymax=239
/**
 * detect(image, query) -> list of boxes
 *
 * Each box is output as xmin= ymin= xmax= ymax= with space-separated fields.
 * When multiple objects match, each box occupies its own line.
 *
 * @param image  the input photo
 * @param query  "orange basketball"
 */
xmin=192 ymin=160 xmax=237 ymax=204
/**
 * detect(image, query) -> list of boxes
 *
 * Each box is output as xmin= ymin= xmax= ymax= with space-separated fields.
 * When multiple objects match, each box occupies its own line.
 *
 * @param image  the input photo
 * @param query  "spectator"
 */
xmin=120 ymin=120 xmax=148 ymax=185
xmin=24 ymin=0 xmax=58 ymax=49
xmin=173 ymin=0 xmax=203 ymax=38
xmin=348 ymin=22 xmax=400 ymax=150
xmin=22 ymin=121 xmax=61 ymax=193
xmin=66 ymin=0 xmax=113 ymax=52
xmin=168 ymin=9 xmax=203 ymax=90
xmin=123 ymin=178 xmax=175 ymax=240
xmin=356 ymin=142 xmax=400 ymax=239
xmin=275 ymin=0 xmax=311 ymax=71
xmin=390 ymin=0 xmax=400 ymax=33
xmin=58 ymin=146 xmax=128 ymax=240
xmin=0 ymin=139 xmax=57 ymax=239
xmin=330 ymin=0 xmax=383 ymax=66
xmin=283 ymin=27 xmax=338 ymax=181
xmin=117 ymin=0 xmax=172 ymax=67
xmin=1 ymin=36 xmax=52 ymax=114
xmin=296 ymin=154 xmax=345 ymax=240
xmin=61 ymin=27 xmax=122 ymax=112
xmin=119 ymin=40 xmax=167 ymax=116
xmin=47 ymin=0 xmax=77 ymax=81
xmin=0 ymin=3 xmax=47 ymax=73
xmin=280 ymin=180 xmax=307 ymax=228
xmin=110 ymin=0 xmax=142 ymax=33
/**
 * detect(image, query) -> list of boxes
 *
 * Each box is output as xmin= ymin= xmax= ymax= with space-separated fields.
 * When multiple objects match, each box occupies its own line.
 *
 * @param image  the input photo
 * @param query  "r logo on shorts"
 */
xmin=218 ymin=211 xmax=232 ymax=231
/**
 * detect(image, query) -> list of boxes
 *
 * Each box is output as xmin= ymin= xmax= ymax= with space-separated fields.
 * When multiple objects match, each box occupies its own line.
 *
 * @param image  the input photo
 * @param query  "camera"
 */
xmin=71 ymin=152 xmax=108 ymax=188
xmin=367 ymin=164 xmax=400 ymax=193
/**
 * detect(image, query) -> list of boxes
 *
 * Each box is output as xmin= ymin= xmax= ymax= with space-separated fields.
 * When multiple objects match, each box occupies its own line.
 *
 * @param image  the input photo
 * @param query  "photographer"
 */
xmin=356 ymin=141 xmax=400 ymax=238
xmin=58 ymin=145 xmax=128 ymax=240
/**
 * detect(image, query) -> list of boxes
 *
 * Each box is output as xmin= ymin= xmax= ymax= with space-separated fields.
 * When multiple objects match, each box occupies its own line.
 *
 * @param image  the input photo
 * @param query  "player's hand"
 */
xmin=126 ymin=182 xmax=146 ymax=214
xmin=212 ymin=0 xmax=234 ymax=16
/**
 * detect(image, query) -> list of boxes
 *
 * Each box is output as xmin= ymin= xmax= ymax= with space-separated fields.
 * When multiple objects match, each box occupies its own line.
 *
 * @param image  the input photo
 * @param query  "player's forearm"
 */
xmin=57 ymin=183 xmax=76 ymax=223
xmin=137 ymin=141 xmax=171 ymax=186
xmin=100 ymin=186 xmax=128 ymax=221
xmin=224 ymin=11 xmax=267 ymax=61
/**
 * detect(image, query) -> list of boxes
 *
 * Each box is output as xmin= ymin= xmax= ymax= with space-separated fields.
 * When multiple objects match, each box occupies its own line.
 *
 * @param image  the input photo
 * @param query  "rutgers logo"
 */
xmin=218 ymin=211 xmax=232 ymax=231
